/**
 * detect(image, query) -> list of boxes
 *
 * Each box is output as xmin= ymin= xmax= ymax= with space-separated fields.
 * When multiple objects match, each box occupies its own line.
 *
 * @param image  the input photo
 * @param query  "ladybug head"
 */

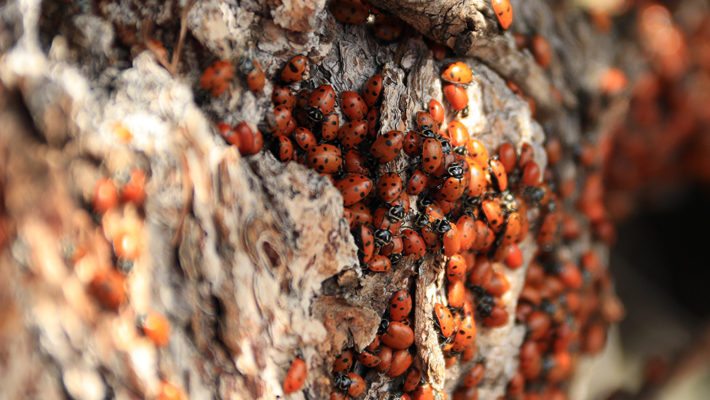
xmin=447 ymin=162 xmax=464 ymax=179
xmin=305 ymin=106 xmax=324 ymax=123
xmin=389 ymin=253 xmax=402 ymax=264
xmin=523 ymin=186 xmax=545 ymax=205
xmin=453 ymin=146 xmax=468 ymax=155
xmin=334 ymin=373 xmax=352 ymax=392
xmin=387 ymin=204 xmax=405 ymax=222
xmin=374 ymin=229 xmax=392 ymax=247
xmin=440 ymin=138 xmax=452 ymax=154
xmin=419 ymin=128 xmax=436 ymax=138
xmin=378 ymin=318 xmax=390 ymax=334
xmin=414 ymin=213 xmax=430 ymax=228
xmin=433 ymin=218 xmax=452 ymax=234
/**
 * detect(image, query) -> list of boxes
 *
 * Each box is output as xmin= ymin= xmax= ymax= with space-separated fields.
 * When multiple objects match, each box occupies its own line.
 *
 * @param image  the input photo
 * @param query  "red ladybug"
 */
xmin=377 ymin=173 xmax=404 ymax=203
xmin=371 ymin=130 xmax=404 ymax=163
xmin=200 ymin=60 xmax=234 ymax=97
xmin=93 ymin=178 xmax=118 ymax=213
xmin=373 ymin=14 xmax=403 ymax=42
xmin=466 ymin=138 xmax=489 ymax=167
xmin=321 ymin=113 xmax=340 ymax=141
xmin=441 ymin=61 xmax=473 ymax=85
xmin=356 ymin=225 xmax=375 ymax=263
xmin=481 ymin=198 xmax=504 ymax=231
xmin=488 ymin=158 xmax=508 ymax=191
xmin=271 ymin=106 xmax=295 ymax=136
xmin=422 ymin=138 xmax=444 ymax=173
xmin=402 ymin=228 xmax=426 ymax=260
xmin=462 ymin=363 xmax=485 ymax=388
xmin=442 ymin=222 xmax=462 ymax=257
xmin=389 ymin=290 xmax=412 ymax=321
xmin=485 ymin=271 xmax=510 ymax=297
xmin=333 ymin=350 xmax=354 ymax=373
xmin=307 ymin=144 xmax=342 ymax=174
xmin=416 ymin=111 xmax=437 ymax=130
xmin=434 ymin=303 xmax=456 ymax=338
xmin=336 ymin=372 xmax=367 ymax=397
xmin=283 ymin=357 xmax=307 ymax=394
xmin=293 ymin=127 xmax=317 ymax=151
xmin=428 ymin=99 xmax=445 ymax=124
xmin=467 ymin=163 xmax=487 ymax=197
xmin=456 ymin=215 xmax=476 ymax=251
xmin=345 ymin=202 xmax=372 ymax=227
xmin=403 ymin=368 xmax=421 ymax=392
xmin=89 ymin=269 xmax=126 ymax=310
xmin=518 ymin=142 xmax=535 ymax=167
xmin=368 ymin=254 xmax=392 ymax=272
xmin=448 ymin=121 xmax=470 ymax=147
xmin=280 ymin=55 xmax=308 ymax=83
xmin=121 ymin=169 xmax=147 ymax=206
xmin=483 ymin=304 xmax=509 ymax=328
xmin=502 ymin=212 xmax=522 ymax=245
xmin=341 ymin=91 xmax=368 ymax=120
xmin=358 ymin=350 xmax=381 ymax=367
xmin=241 ymin=58 xmax=265 ymax=93
xmin=403 ymin=130 xmax=422 ymax=156
xmin=411 ymin=384 xmax=435 ymax=400
xmin=381 ymin=321 xmax=415 ymax=349
xmin=387 ymin=350 xmax=413 ymax=378
xmin=443 ymin=84 xmax=468 ymax=111
xmin=330 ymin=0 xmax=370 ymax=25
xmin=491 ymin=0 xmax=513 ymax=30
xmin=233 ymin=122 xmax=264 ymax=156
xmin=448 ymin=280 xmax=465 ymax=308
xmin=367 ymin=107 xmax=379 ymax=137
xmin=452 ymin=314 xmax=476 ymax=352
xmin=446 ymin=254 xmax=467 ymax=282
xmin=497 ymin=142 xmax=517 ymax=173
xmin=138 ymin=312 xmax=171 ymax=347
xmin=407 ymin=169 xmax=428 ymax=195
xmin=272 ymin=86 xmax=296 ymax=109
xmin=521 ymin=161 xmax=541 ymax=186
xmin=440 ymin=165 xmax=466 ymax=202
xmin=531 ymin=35 xmax=552 ymax=69
xmin=335 ymin=174 xmax=373 ymax=206
xmin=344 ymin=149 xmax=370 ymax=175
xmin=309 ymin=84 xmax=336 ymax=115
xmin=362 ymin=74 xmax=383 ymax=107
xmin=338 ymin=120 xmax=369 ymax=149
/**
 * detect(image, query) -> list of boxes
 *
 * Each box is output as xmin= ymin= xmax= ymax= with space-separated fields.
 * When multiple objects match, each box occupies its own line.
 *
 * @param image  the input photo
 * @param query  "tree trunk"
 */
xmin=0 ymin=0 xmax=634 ymax=399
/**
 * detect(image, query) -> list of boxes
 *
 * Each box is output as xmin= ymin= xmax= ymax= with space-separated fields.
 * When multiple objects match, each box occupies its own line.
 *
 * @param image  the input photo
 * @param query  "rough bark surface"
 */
xmin=0 ymin=0 xmax=624 ymax=399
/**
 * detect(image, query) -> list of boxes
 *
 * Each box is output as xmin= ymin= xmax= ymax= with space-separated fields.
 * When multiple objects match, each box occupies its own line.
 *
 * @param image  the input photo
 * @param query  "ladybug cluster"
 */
xmin=80 ymin=169 xmax=184 ymax=400
xmin=197 ymin=0 xmax=623 ymax=398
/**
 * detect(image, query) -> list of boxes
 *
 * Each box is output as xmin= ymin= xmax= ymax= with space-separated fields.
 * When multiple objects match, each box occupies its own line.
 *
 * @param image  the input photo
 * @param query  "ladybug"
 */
xmin=89 ymin=269 xmax=126 ymax=311
xmin=120 ymin=169 xmax=146 ymax=206
xmin=497 ymin=142 xmax=517 ymax=173
xmin=453 ymin=387 xmax=478 ymax=400
xmin=272 ymin=86 xmax=296 ymax=109
xmin=270 ymin=106 xmax=296 ymax=136
xmin=403 ymin=368 xmax=421 ymax=392
xmin=358 ymin=350 xmax=381 ymax=368
xmin=526 ymin=311 xmax=551 ymax=341
xmin=521 ymin=161 xmax=541 ymax=186
xmin=456 ymin=215 xmax=476 ymax=251
xmin=335 ymin=174 xmax=373 ymax=206
xmin=443 ymin=84 xmax=468 ymax=111
xmin=234 ymin=122 xmax=264 ymax=156
xmin=338 ymin=120 xmax=369 ymax=149
xmin=376 ymin=345 xmax=393 ymax=373
xmin=293 ymin=127 xmax=317 ymax=151
xmin=421 ymin=138 xmax=444 ymax=173
xmin=387 ymin=349 xmax=413 ymax=378
xmin=368 ymin=254 xmax=392 ymax=272
xmin=485 ymin=271 xmax=510 ymax=297
xmin=355 ymin=225 xmax=375 ymax=263
xmin=157 ymin=381 xmax=185 ymax=400
xmin=491 ymin=0 xmax=513 ymax=30
xmin=519 ymin=340 xmax=542 ymax=379
xmin=341 ymin=91 xmax=368 ymax=120
xmin=416 ymin=111 xmax=437 ymax=130
xmin=321 ymin=113 xmax=340 ymax=141
xmin=481 ymin=198 xmax=504 ymax=231
xmin=113 ymin=230 xmax=141 ymax=260
xmin=217 ymin=122 xmax=240 ymax=147
xmin=366 ymin=335 xmax=381 ymax=352
xmin=138 ymin=312 xmax=171 ymax=347
xmin=199 ymin=60 xmax=234 ymax=97
xmin=402 ymin=228 xmax=426 ymax=260
xmin=330 ymin=0 xmax=370 ymax=25
xmin=466 ymin=138 xmax=489 ymax=167
xmin=447 ymin=280 xmax=465 ymax=308
xmin=381 ymin=321 xmax=415 ymax=349
xmin=93 ymin=178 xmax=118 ymax=213
xmin=440 ymin=163 xmax=466 ymax=202
xmin=309 ymin=84 xmax=336 ymax=115
xmin=345 ymin=202 xmax=372 ymax=227
xmin=518 ymin=142 xmax=535 ymax=167
xmin=344 ymin=149 xmax=370 ymax=175
xmin=307 ymin=144 xmax=342 ymax=174
xmin=447 ymin=121 xmax=470 ymax=147
xmin=411 ymin=384 xmax=435 ymax=400
xmin=442 ymin=222 xmax=462 ymax=257
xmin=373 ymin=14 xmax=403 ymax=42
xmin=434 ymin=303 xmax=455 ymax=338
xmin=466 ymin=163 xmax=487 ymax=197
xmin=557 ymin=262 xmax=583 ymax=289
xmin=531 ymin=35 xmax=552 ymax=69
xmin=333 ymin=350 xmax=354 ymax=373
xmin=362 ymin=73 xmax=383 ymax=107
xmin=452 ymin=314 xmax=477 ymax=352
xmin=283 ymin=357 xmax=308 ymax=394
xmin=488 ymin=158 xmax=508 ymax=191
xmin=407 ymin=170 xmax=428 ymax=195
xmin=545 ymin=137 xmax=562 ymax=165
xmin=441 ymin=61 xmax=473 ymax=85
xmin=483 ymin=304 xmax=509 ymax=327
xmin=428 ymin=99 xmax=445 ymax=124
xmin=446 ymin=254 xmax=467 ymax=282
xmin=377 ymin=173 xmax=404 ymax=203
xmin=239 ymin=58 xmax=265 ymax=93
xmin=274 ymin=136 xmax=295 ymax=162
xmin=537 ymin=210 xmax=560 ymax=248
xmin=371 ymin=130 xmax=404 ymax=163
xmin=389 ymin=290 xmax=412 ymax=321
xmin=335 ymin=372 xmax=367 ymax=397
xmin=403 ymin=130 xmax=422 ymax=156
xmin=373 ymin=206 xmax=403 ymax=233
xmin=280 ymin=55 xmax=308 ymax=83
xmin=380 ymin=235 xmax=404 ymax=263
xmin=462 ymin=363 xmax=485 ymax=388
xmin=374 ymin=228 xmax=392 ymax=248
xmin=502 ymin=212 xmax=522 ymax=245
